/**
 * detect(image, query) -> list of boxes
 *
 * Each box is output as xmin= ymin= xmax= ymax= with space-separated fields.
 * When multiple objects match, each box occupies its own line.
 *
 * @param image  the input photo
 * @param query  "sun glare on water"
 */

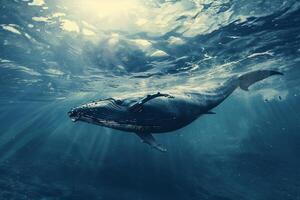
xmin=59 ymin=0 xmax=148 ymax=32
xmin=74 ymin=0 xmax=140 ymax=18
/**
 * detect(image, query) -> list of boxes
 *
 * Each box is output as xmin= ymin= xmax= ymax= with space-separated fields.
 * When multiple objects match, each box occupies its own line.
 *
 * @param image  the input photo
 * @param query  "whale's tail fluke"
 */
xmin=238 ymin=70 xmax=283 ymax=91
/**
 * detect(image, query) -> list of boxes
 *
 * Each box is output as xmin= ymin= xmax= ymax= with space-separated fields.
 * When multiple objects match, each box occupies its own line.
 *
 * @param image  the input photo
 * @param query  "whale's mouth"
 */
xmin=68 ymin=110 xmax=81 ymax=122
xmin=70 ymin=116 xmax=79 ymax=122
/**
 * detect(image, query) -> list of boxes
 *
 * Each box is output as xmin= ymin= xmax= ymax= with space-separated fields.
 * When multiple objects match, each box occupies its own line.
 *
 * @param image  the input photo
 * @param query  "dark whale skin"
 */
xmin=68 ymin=70 xmax=283 ymax=151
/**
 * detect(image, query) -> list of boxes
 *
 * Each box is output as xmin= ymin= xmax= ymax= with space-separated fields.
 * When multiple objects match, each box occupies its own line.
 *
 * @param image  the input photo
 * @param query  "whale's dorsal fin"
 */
xmin=135 ymin=132 xmax=167 ymax=152
xmin=129 ymin=92 xmax=174 ymax=112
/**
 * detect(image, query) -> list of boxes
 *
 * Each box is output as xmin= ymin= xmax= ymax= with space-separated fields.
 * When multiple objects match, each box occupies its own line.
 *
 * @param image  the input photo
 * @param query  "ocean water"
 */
xmin=1 ymin=0 xmax=300 ymax=199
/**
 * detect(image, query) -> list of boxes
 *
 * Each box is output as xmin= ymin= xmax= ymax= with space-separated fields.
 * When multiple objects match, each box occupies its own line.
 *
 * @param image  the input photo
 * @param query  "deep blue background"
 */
xmin=0 ymin=0 xmax=300 ymax=199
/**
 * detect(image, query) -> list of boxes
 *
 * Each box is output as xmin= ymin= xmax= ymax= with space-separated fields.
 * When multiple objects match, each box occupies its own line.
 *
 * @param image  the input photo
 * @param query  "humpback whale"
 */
xmin=68 ymin=70 xmax=283 ymax=152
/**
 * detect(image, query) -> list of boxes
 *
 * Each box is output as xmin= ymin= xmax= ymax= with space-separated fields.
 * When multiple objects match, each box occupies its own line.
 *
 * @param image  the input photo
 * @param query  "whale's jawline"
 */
xmin=70 ymin=117 xmax=78 ymax=122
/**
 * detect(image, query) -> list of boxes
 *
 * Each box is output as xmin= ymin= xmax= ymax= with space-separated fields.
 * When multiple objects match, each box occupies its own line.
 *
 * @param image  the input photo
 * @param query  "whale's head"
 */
xmin=68 ymin=98 xmax=132 ymax=128
xmin=67 ymin=107 xmax=82 ymax=122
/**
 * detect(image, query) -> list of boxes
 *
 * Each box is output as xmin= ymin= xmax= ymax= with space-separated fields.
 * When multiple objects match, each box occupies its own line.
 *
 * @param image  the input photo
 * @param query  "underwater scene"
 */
xmin=1 ymin=0 xmax=300 ymax=199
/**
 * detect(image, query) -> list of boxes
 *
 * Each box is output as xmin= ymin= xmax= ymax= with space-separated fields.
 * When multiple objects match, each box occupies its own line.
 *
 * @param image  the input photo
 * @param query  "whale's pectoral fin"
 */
xmin=135 ymin=132 xmax=167 ymax=152
xmin=205 ymin=111 xmax=216 ymax=114
xmin=129 ymin=92 xmax=174 ymax=112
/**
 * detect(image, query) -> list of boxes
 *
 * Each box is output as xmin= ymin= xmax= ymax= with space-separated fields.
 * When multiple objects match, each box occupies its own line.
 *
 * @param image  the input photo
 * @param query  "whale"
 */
xmin=68 ymin=70 xmax=283 ymax=152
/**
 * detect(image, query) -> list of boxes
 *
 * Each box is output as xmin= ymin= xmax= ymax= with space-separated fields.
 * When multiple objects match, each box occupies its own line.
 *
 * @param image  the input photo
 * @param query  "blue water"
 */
xmin=1 ymin=0 xmax=300 ymax=199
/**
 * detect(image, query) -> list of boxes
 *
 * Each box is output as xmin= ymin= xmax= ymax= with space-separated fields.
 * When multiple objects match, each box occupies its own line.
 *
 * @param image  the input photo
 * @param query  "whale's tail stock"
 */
xmin=238 ymin=70 xmax=283 ymax=91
